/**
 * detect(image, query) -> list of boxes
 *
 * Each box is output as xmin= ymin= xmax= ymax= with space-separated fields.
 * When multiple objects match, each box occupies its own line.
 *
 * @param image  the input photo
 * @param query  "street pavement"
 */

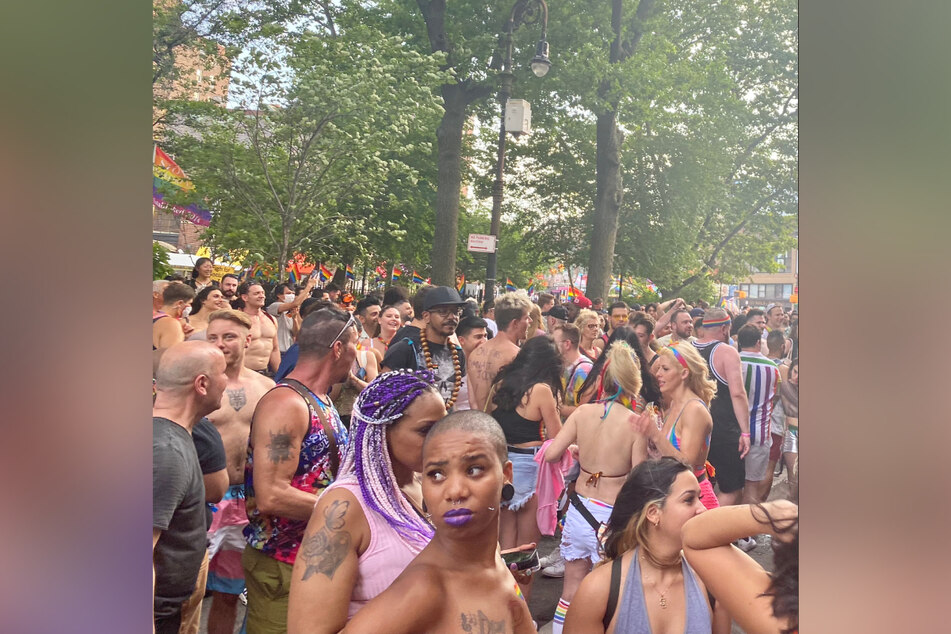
xmin=199 ymin=469 xmax=791 ymax=633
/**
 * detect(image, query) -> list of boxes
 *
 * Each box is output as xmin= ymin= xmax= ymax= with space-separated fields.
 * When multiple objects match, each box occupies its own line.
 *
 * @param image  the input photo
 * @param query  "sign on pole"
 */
xmin=467 ymin=234 xmax=497 ymax=253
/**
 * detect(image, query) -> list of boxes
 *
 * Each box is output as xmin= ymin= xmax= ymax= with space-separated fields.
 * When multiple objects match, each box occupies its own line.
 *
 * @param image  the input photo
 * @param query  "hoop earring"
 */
xmin=501 ymin=483 xmax=515 ymax=502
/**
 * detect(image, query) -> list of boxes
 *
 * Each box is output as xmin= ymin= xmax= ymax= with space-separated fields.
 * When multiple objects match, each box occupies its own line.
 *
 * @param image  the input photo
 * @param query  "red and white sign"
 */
xmin=467 ymin=234 xmax=497 ymax=253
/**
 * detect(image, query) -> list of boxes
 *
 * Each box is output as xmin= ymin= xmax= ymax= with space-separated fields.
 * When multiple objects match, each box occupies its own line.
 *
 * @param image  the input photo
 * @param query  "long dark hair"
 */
xmin=601 ymin=457 xmax=691 ymax=560
xmin=491 ymin=336 xmax=564 ymax=410
xmin=579 ymin=326 xmax=662 ymax=405
xmin=754 ymin=504 xmax=799 ymax=634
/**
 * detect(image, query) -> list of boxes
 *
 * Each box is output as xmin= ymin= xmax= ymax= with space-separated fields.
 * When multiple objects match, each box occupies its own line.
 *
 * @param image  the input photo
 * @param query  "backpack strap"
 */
xmin=279 ymin=378 xmax=340 ymax=478
xmin=568 ymin=491 xmax=602 ymax=532
xmin=604 ymin=556 xmax=622 ymax=630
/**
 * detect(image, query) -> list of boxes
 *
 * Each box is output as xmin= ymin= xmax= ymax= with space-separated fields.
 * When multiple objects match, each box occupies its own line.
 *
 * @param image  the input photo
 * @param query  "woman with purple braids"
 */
xmin=287 ymin=369 xmax=447 ymax=633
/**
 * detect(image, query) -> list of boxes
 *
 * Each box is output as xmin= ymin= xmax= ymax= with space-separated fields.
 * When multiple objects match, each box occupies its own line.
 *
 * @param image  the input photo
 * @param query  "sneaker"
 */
xmin=735 ymin=536 xmax=757 ymax=552
xmin=542 ymin=560 xmax=565 ymax=578
xmin=238 ymin=588 xmax=248 ymax=606
xmin=538 ymin=551 xmax=563 ymax=569
xmin=774 ymin=461 xmax=784 ymax=477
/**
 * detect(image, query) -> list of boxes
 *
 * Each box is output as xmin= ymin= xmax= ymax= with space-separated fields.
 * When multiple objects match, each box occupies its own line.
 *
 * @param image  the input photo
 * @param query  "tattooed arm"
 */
xmin=288 ymin=489 xmax=370 ymax=634
xmin=248 ymin=387 xmax=317 ymax=519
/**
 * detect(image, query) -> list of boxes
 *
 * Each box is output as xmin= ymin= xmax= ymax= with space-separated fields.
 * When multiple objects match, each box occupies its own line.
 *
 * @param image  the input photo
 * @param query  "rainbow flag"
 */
xmin=152 ymin=146 xmax=211 ymax=227
xmin=392 ymin=266 xmax=402 ymax=282
xmin=505 ymin=278 xmax=517 ymax=292
xmin=567 ymin=285 xmax=578 ymax=299
xmin=526 ymin=281 xmax=535 ymax=295
xmin=456 ymin=274 xmax=465 ymax=292
xmin=412 ymin=271 xmax=425 ymax=285
xmin=318 ymin=264 xmax=333 ymax=283
xmin=287 ymin=261 xmax=301 ymax=285
xmin=345 ymin=264 xmax=355 ymax=281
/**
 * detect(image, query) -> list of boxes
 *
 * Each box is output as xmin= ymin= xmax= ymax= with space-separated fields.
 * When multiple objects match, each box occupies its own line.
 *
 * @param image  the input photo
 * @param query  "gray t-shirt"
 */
xmin=153 ymin=417 xmax=206 ymax=619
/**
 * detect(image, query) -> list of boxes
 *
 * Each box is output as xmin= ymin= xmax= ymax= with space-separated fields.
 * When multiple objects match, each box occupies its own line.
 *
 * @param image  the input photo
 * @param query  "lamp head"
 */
xmin=530 ymin=39 xmax=551 ymax=77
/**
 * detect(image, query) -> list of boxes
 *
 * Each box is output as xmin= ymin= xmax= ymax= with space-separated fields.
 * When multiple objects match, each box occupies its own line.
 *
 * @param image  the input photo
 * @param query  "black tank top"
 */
xmin=693 ymin=341 xmax=741 ymax=443
xmin=492 ymin=408 xmax=544 ymax=445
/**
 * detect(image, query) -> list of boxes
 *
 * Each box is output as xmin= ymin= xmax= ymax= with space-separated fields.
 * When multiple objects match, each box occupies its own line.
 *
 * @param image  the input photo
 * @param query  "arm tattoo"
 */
xmin=298 ymin=500 xmax=352 ymax=581
xmin=460 ymin=610 xmax=505 ymax=633
xmin=266 ymin=429 xmax=294 ymax=463
xmin=226 ymin=387 xmax=247 ymax=411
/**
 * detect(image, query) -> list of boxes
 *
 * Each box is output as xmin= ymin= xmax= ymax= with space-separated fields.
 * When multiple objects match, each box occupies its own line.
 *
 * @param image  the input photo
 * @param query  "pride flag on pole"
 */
xmin=456 ymin=274 xmax=465 ymax=292
xmin=392 ymin=266 xmax=403 ymax=282
xmin=345 ymin=264 xmax=355 ymax=281
xmin=526 ymin=281 xmax=535 ymax=295
xmin=152 ymin=146 xmax=211 ymax=226
xmin=412 ymin=271 xmax=425 ymax=285
xmin=318 ymin=264 xmax=333 ymax=283
xmin=505 ymin=279 xmax=517 ymax=292
xmin=287 ymin=261 xmax=301 ymax=285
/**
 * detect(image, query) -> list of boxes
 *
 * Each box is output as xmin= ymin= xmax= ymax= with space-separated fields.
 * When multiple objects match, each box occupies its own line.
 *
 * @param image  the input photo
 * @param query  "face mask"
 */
xmin=182 ymin=305 xmax=192 ymax=318
xmin=284 ymin=293 xmax=295 ymax=303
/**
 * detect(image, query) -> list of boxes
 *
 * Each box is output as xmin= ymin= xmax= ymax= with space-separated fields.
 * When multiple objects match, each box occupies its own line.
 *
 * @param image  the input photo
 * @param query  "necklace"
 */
xmin=419 ymin=329 xmax=462 ymax=409
xmin=640 ymin=549 xmax=683 ymax=609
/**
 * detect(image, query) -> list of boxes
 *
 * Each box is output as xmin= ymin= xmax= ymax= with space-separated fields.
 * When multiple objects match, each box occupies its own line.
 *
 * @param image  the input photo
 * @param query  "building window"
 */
xmin=783 ymin=284 xmax=793 ymax=298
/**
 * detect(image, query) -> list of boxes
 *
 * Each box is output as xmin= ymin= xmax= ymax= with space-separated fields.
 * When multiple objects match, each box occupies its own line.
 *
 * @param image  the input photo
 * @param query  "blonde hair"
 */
xmin=574 ymin=308 xmax=599 ymax=330
xmin=207 ymin=308 xmax=253 ymax=330
xmin=604 ymin=341 xmax=642 ymax=400
xmin=528 ymin=303 xmax=543 ymax=335
xmin=657 ymin=343 xmax=716 ymax=406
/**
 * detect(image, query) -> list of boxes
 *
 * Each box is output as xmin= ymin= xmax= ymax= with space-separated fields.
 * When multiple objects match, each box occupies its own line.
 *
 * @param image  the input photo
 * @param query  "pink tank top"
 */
xmin=322 ymin=475 xmax=426 ymax=618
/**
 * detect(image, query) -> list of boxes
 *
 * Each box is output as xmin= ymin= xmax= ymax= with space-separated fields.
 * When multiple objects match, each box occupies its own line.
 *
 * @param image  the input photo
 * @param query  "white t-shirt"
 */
xmin=484 ymin=318 xmax=499 ymax=336
xmin=266 ymin=302 xmax=295 ymax=353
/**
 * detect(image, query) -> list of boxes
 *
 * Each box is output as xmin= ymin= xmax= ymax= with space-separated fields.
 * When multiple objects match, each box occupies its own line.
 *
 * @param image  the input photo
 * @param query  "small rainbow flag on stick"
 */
xmin=287 ymin=261 xmax=301 ymax=285
xmin=567 ymin=285 xmax=578 ymax=299
xmin=412 ymin=271 xmax=425 ymax=285
xmin=318 ymin=264 xmax=333 ymax=283
xmin=392 ymin=266 xmax=402 ymax=282
xmin=526 ymin=282 xmax=535 ymax=295
xmin=456 ymin=274 xmax=465 ymax=292
xmin=505 ymin=278 xmax=517 ymax=292
xmin=345 ymin=264 xmax=355 ymax=281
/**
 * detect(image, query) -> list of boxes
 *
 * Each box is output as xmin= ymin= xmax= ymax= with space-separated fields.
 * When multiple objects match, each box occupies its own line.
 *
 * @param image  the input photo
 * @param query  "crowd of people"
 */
xmin=153 ymin=263 xmax=799 ymax=633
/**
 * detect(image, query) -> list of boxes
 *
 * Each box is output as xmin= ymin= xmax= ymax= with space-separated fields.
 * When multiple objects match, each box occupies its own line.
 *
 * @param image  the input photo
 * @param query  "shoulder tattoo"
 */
xmin=298 ymin=500 xmax=352 ymax=581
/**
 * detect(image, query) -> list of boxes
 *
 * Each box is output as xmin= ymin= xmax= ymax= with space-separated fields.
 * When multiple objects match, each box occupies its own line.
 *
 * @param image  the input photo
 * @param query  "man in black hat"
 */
xmin=545 ymin=305 xmax=569 ymax=334
xmin=381 ymin=286 xmax=467 ymax=408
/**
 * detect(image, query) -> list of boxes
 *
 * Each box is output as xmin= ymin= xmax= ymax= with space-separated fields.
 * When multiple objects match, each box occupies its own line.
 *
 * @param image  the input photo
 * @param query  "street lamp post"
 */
xmin=484 ymin=0 xmax=550 ymax=303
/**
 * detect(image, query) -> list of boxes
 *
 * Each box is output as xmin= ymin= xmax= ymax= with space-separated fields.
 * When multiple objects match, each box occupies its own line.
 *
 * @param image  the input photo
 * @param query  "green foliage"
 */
xmin=163 ymin=22 xmax=450 ymax=280
xmin=153 ymin=241 xmax=174 ymax=279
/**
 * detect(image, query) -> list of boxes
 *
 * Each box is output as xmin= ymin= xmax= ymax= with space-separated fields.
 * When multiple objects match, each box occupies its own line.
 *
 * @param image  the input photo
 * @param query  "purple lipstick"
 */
xmin=443 ymin=508 xmax=473 ymax=526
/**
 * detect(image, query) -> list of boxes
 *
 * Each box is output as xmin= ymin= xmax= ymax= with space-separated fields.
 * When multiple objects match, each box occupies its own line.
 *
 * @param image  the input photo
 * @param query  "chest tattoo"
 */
xmin=226 ymin=387 xmax=247 ymax=411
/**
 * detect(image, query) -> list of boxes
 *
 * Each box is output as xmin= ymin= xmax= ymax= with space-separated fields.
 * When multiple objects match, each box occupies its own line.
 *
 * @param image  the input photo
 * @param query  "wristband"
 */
xmin=740 ymin=432 xmax=750 ymax=437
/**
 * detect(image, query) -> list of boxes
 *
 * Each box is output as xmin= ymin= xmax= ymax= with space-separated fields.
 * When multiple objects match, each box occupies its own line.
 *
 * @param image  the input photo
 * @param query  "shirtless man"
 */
xmin=153 ymin=279 xmax=169 ymax=312
xmin=153 ymin=282 xmax=196 ymax=352
xmin=237 ymin=282 xmax=280 ymax=374
xmin=466 ymin=292 xmax=533 ymax=412
xmin=343 ymin=410 xmax=534 ymax=634
xmin=203 ymin=310 xmax=275 ymax=634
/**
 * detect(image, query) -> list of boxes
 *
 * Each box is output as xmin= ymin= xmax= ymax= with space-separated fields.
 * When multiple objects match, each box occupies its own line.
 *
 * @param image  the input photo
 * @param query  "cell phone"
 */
xmin=501 ymin=548 xmax=540 ymax=572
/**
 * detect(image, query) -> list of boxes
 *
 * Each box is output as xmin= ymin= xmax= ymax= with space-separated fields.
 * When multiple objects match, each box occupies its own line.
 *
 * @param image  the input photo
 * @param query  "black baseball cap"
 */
xmin=423 ymin=286 xmax=467 ymax=311
xmin=548 ymin=305 xmax=569 ymax=321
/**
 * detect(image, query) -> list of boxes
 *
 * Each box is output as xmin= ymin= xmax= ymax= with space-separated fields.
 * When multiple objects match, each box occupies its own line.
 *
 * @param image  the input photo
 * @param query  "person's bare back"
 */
xmin=208 ymin=368 xmax=275 ymax=484
xmin=467 ymin=337 xmax=520 ymax=412
xmin=570 ymin=402 xmax=648 ymax=504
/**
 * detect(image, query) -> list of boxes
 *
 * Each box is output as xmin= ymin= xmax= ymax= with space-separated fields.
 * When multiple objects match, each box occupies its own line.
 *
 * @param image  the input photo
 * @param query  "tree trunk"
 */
xmin=431 ymin=84 xmax=467 ymax=286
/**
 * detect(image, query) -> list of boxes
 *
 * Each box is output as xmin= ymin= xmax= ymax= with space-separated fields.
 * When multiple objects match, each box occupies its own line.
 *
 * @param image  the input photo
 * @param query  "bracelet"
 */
xmin=740 ymin=432 xmax=750 ymax=437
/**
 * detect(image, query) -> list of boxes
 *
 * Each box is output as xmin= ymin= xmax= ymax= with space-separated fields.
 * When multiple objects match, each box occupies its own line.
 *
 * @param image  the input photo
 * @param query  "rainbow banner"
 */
xmin=412 ymin=271 xmax=425 ymax=285
xmin=152 ymin=146 xmax=211 ymax=227
xmin=318 ymin=264 xmax=333 ymax=283
xmin=345 ymin=264 xmax=355 ymax=281
xmin=392 ymin=266 xmax=403 ymax=282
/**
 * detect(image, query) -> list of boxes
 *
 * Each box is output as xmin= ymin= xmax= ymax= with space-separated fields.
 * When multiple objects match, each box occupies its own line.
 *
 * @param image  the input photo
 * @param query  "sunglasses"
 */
xmin=325 ymin=313 xmax=357 ymax=347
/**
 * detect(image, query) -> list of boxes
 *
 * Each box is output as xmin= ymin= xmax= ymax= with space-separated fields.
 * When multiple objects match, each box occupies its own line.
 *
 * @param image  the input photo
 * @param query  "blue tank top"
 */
xmin=613 ymin=547 xmax=712 ymax=634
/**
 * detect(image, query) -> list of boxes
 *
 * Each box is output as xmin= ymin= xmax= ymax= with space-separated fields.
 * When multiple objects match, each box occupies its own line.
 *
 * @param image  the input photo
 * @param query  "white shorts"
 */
xmin=560 ymin=494 xmax=613 ymax=564
xmin=744 ymin=442 xmax=771 ymax=482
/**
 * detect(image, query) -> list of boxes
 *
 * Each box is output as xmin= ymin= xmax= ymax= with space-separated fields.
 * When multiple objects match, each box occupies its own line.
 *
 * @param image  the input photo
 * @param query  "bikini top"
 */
xmin=578 ymin=395 xmax=632 ymax=487
xmin=666 ymin=399 xmax=711 ymax=451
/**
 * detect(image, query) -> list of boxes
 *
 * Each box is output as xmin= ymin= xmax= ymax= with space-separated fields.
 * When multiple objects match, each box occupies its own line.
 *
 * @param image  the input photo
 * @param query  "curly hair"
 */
xmin=491 ymin=336 xmax=564 ymax=411
xmin=753 ymin=504 xmax=799 ymax=634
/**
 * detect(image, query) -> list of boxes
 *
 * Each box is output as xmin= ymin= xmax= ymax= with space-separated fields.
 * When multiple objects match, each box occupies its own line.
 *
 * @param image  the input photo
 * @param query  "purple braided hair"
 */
xmin=340 ymin=369 xmax=439 ymax=548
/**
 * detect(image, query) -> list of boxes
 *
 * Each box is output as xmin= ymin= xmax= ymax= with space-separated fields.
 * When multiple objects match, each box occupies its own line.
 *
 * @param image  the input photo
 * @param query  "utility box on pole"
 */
xmin=505 ymin=99 xmax=531 ymax=136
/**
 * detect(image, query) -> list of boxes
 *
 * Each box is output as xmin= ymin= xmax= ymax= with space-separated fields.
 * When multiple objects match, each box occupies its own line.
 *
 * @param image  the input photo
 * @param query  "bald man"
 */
xmin=153 ymin=342 xmax=228 ymax=634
